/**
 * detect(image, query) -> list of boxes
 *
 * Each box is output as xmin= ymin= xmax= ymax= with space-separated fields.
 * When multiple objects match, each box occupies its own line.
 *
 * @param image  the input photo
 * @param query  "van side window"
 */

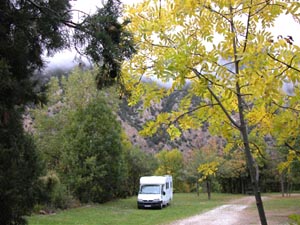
xmin=166 ymin=182 xmax=169 ymax=189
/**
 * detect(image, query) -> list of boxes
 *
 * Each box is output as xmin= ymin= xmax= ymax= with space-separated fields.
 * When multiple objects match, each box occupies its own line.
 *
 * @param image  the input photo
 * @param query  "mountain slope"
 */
xmin=117 ymin=88 xmax=220 ymax=154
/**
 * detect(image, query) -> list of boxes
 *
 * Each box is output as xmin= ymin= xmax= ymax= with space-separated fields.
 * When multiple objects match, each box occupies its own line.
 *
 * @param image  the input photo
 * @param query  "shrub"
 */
xmin=289 ymin=214 xmax=300 ymax=224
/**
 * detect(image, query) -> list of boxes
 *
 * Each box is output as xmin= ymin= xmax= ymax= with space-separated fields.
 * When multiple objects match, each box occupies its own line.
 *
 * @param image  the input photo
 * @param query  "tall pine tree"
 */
xmin=0 ymin=0 xmax=134 ymax=224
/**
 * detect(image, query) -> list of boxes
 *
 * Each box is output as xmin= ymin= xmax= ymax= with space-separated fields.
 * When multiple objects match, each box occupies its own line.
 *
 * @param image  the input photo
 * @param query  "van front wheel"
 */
xmin=159 ymin=203 xmax=163 ymax=209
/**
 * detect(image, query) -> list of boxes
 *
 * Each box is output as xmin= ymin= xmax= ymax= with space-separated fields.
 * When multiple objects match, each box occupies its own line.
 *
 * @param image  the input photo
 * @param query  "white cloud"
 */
xmin=45 ymin=0 xmax=144 ymax=70
xmin=270 ymin=14 xmax=300 ymax=46
xmin=46 ymin=1 xmax=300 ymax=71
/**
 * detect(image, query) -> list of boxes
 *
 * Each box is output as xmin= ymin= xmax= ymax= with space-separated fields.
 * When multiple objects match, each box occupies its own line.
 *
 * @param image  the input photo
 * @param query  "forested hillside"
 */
xmin=23 ymin=69 xmax=218 ymax=155
xmin=117 ymin=85 xmax=220 ymax=154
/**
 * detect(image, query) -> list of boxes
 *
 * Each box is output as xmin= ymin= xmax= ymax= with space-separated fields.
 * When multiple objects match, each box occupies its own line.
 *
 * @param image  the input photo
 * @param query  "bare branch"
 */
xmin=250 ymin=141 xmax=268 ymax=160
xmin=284 ymin=142 xmax=300 ymax=155
xmin=267 ymin=53 xmax=300 ymax=73
xmin=27 ymin=0 xmax=86 ymax=29
xmin=188 ymin=67 xmax=226 ymax=89
xmin=202 ymin=4 xmax=230 ymax=23
xmin=272 ymin=100 xmax=300 ymax=113
xmin=242 ymin=1 xmax=252 ymax=53
xmin=171 ymin=103 xmax=218 ymax=125
xmin=207 ymin=86 xmax=240 ymax=129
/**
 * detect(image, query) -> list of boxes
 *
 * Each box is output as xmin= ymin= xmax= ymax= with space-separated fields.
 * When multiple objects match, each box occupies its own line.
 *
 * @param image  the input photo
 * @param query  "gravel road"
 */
xmin=167 ymin=194 xmax=300 ymax=225
xmin=167 ymin=196 xmax=257 ymax=225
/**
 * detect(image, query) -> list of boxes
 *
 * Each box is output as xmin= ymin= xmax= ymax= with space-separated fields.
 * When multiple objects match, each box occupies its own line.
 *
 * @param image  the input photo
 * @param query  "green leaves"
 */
xmin=0 ymin=111 xmax=41 ymax=225
xmin=74 ymin=0 xmax=135 ymax=89
xmin=124 ymin=3 xmax=300 ymax=217
xmin=63 ymin=98 xmax=124 ymax=202
xmin=167 ymin=124 xmax=181 ymax=140
xmin=198 ymin=161 xmax=220 ymax=183
xmin=32 ymin=68 xmax=128 ymax=203
xmin=155 ymin=149 xmax=186 ymax=191
xmin=1 ymin=0 xmax=134 ymax=222
xmin=124 ymin=0 xmax=300 ymax=150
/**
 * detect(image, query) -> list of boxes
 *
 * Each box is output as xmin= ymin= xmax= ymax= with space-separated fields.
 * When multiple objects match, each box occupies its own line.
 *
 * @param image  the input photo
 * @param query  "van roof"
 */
xmin=140 ymin=175 xmax=172 ymax=185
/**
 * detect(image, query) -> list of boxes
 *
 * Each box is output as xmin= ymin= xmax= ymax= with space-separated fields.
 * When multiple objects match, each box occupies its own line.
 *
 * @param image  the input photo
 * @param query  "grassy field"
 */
xmin=258 ymin=193 xmax=300 ymax=225
xmin=28 ymin=193 xmax=300 ymax=225
xmin=28 ymin=193 xmax=242 ymax=225
xmin=263 ymin=193 xmax=300 ymax=211
xmin=238 ymin=193 xmax=300 ymax=225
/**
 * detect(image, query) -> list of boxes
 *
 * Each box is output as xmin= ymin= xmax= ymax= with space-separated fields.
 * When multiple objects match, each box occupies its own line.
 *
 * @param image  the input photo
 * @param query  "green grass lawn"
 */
xmin=263 ymin=193 xmax=300 ymax=223
xmin=242 ymin=193 xmax=300 ymax=225
xmin=28 ymin=193 xmax=243 ymax=225
xmin=263 ymin=193 xmax=300 ymax=210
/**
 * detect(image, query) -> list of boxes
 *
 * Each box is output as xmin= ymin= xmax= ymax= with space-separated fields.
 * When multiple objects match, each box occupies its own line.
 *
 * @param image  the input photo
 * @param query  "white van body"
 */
xmin=137 ymin=175 xmax=173 ymax=209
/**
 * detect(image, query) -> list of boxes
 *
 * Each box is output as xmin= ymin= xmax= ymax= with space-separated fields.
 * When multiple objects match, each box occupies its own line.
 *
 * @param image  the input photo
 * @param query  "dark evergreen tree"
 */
xmin=0 ymin=110 xmax=41 ymax=225
xmin=73 ymin=0 xmax=136 ymax=89
xmin=62 ymin=98 xmax=126 ymax=203
xmin=0 ymin=1 xmax=71 ymax=224
xmin=0 ymin=0 xmax=135 ymax=224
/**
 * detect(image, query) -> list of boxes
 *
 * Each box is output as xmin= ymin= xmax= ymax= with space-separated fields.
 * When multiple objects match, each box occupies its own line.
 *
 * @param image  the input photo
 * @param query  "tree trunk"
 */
xmin=230 ymin=4 xmax=267 ymax=219
xmin=287 ymin=179 xmax=291 ymax=197
xmin=236 ymin=83 xmax=268 ymax=225
xmin=280 ymin=173 xmax=285 ymax=197
xmin=197 ymin=180 xmax=199 ymax=197
xmin=207 ymin=180 xmax=211 ymax=200
xmin=241 ymin=177 xmax=245 ymax=194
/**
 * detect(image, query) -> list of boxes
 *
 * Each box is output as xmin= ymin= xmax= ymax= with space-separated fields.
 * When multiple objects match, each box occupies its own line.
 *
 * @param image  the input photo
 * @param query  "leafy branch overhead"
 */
xmin=73 ymin=0 xmax=136 ymax=89
xmin=124 ymin=0 xmax=300 ymax=157
xmin=124 ymin=1 xmax=300 ymax=224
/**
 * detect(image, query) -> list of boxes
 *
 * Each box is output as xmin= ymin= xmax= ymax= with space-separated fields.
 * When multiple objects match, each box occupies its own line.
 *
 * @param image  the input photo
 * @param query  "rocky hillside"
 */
xmin=23 ymin=66 xmax=221 ymax=154
xmin=117 ymin=87 xmax=221 ymax=154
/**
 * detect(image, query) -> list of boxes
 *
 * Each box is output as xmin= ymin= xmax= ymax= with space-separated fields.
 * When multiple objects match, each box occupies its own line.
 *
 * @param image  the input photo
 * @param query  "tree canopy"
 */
xmin=73 ymin=0 xmax=136 ymax=89
xmin=32 ymin=68 xmax=123 ymax=202
xmin=0 ymin=0 xmax=135 ymax=224
xmin=0 ymin=1 xmax=72 ymax=224
xmin=124 ymin=1 xmax=300 ymax=224
xmin=32 ymin=68 xmax=158 ymax=205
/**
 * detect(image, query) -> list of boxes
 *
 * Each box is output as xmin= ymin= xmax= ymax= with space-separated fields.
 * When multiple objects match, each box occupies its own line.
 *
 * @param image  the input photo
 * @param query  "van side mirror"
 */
xmin=163 ymin=191 xmax=166 ymax=195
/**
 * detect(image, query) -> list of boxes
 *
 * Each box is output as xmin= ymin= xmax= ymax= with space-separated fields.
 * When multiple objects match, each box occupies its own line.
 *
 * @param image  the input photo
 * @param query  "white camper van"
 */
xmin=137 ymin=175 xmax=173 ymax=209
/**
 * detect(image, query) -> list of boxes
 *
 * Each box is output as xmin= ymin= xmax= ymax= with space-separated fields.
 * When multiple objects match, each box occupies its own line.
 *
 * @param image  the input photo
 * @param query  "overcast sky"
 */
xmin=69 ymin=0 xmax=300 ymax=44
xmin=45 ymin=0 xmax=142 ymax=70
xmin=70 ymin=0 xmax=141 ymax=14
xmin=46 ymin=0 xmax=300 ymax=70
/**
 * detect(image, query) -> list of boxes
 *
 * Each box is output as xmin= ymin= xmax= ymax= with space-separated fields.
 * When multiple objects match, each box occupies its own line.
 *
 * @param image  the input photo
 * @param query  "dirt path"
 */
xmin=168 ymin=196 xmax=258 ymax=225
xmin=167 ymin=194 xmax=300 ymax=225
xmin=168 ymin=194 xmax=300 ymax=225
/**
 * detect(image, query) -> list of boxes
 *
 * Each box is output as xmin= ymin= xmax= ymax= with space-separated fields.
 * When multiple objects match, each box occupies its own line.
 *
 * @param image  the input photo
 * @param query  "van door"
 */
xmin=165 ymin=181 xmax=171 ymax=204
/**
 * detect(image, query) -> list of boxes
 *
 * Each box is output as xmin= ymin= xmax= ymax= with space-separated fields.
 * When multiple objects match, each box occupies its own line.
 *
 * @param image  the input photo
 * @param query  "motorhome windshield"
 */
xmin=140 ymin=185 xmax=160 ymax=194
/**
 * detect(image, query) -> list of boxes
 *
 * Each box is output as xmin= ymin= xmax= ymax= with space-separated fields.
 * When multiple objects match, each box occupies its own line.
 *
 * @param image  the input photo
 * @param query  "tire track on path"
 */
xmin=168 ymin=196 xmax=255 ymax=225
